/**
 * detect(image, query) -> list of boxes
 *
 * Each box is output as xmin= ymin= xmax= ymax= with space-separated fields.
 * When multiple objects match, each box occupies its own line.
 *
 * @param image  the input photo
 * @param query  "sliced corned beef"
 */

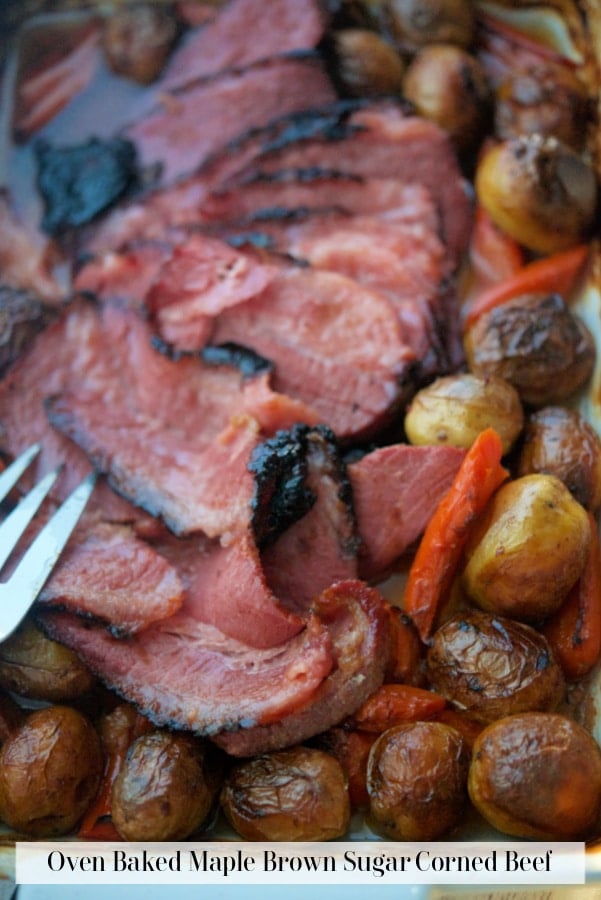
xmin=213 ymin=580 xmax=390 ymax=755
xmin=260 ymin=426 xmax=359 ymax=614
xmin=161 ymin=0 xmax=327 ymax=92
xmin=39 ymin=578 xmax=388 ymax=752
xmin=348 ymin=443 xmax=466 ymax=580
xmin=122 ymin=56 xmax=337 ymax=186
xmin=145 ymin=234 xmax=279 ymax=348
xmin=74 ymin=241 xmax=174 ymax=310
xmin=210 ymin=265 xmax=414 ymax=441
xmin=154 ymin=529 xmax=305 ymax=649
xmin=37 ymin=518 xmax=184 ymax=635
xmin=39 ymin=606 xmax=335 ymax=736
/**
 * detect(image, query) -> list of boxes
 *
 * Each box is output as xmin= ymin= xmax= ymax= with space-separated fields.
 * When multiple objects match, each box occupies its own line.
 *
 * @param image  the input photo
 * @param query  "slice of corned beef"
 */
xmin=348 ymin=443 xmax=466 ymax=580
xmin=154 ymin=529 xmax=305 ymax=649
xmin=260 ymin=426 xmax=359 ymax=614
xmin=210 ymin=265 xmax=414 ymax=441
xmin=37 ymin=518 xmax=184 ymax=635
xmin=161 ymin=0 xmax=327 ymax=92
xmin=145 ymin=234 xmax=279 ymax=348
xmin=122 ymin=56 xmax=337 ymax=186
xmin=39 ymin=578 xmax=389 ymax=751
xmin=74 ymin=241 xmax=174 ymax=310
xmin=83 ymin=100 xmax=471 ymax=261
xmin=39 ymin=606 xmax=335 ymax=736
xmin=213 ymin=580 xmax=390 ymax=755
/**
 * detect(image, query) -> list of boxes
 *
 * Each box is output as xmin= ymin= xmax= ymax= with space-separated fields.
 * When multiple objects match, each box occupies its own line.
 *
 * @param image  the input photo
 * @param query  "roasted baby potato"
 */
xmin=330 ymin=29 xmax=405 ymax=97
xmin=426 ymin=610 xmax=565 ymax=722
xmin=0 ymin=619 xmax=95 ymax=702
xmin=404 ymin=373 xmax=523 ymax=453
xmin=464 ymin=292 xmax=595 ymax=408
xmin=495 ymin=64 xmax=589 ymax=151
xmin=111 ymin=731 xmax=220 ymax=841
xmin=475 ymin=135 xmax=597 ymax=254
xmin=367 ymin=721 xmax=468 ymax=840
xmin=384 ymin=0 xmax=475 ymax=51
xmin=221 ymin=746 xmax=350 ymax=840
xmin=462 ymin=474 xmax=591 ymax=622
xmin=0 ymin=705 xmax=102 ymax=837
xmin=102 ymin=3 xmax=179 ymax=85
xmin=517 ymin=406 xmax=601 ymax=512
xmin=469 ymin=712 xmax=601 ymax=839
xmin=403 ymin=45 xmax=491 ymax=152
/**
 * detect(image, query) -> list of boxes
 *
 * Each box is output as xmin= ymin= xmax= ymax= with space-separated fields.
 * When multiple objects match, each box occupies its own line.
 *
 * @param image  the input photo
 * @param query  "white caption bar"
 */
xmin=16 ymin=841 xmax=585 ymax=886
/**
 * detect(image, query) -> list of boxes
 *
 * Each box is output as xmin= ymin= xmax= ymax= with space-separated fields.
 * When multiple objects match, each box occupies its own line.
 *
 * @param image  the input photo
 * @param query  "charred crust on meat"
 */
xmin=234 ymin=167 xmax=364 ymax=187
xmin=201 ymin=343 xmax=273 ymax=378
xmin=249 ymin=425 xmax=315 ymax=549
xmin=226 ymin=231 xmax=276 ymax=251
xmin=35 ymin=137 xmax=140 ymax=235
xmin=0 ymin=286 xmax=58 ymax=375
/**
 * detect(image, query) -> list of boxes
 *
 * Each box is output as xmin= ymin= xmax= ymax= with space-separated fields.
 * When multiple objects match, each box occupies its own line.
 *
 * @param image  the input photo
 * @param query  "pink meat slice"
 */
xmin=348 ymin=443 xmax=466 ymax=580
xmin=39 ymin=578 xmax=388 ymax=750
xmin=38 ymin=519 xmax=184 ymax=634
xmin=123 ymin=56 xmax=337 ymax=185
xmin=154 ymin=529 xmax=305 ymax=649
xmin=161 ymin=0 xmax=327 ymax=91
xmin=40 ymin=607 xmax=335 ymax=735
xmin=74 ymin=241 xmax=174 ymax=310
xmin=213 ymin=580 xmax=390 ymax=755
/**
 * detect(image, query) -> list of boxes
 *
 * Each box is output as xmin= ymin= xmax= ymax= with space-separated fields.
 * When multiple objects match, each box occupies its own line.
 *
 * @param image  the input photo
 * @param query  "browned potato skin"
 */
xmin=518 ymin=406 xmax=601 ymax=512
xmin=469 ymin=713 xmax=601 ymax=839
xmin=426 ymin=610 xmax=565 ymax=723
xmin=463 ymin=474 xmax=591 ymax=622
xmin=495 ymin=65 xmax=589 ymax=151
xmin=384 ymin=0 xmax=475 ymax=52
xmin=404 ymin=372 xmax=523 ymax=454
xmin=475 ymin=135 xmax=597 ymax=254
xmin=464 ymin=292 xmax=595 ymax=408
xmin=102 ymin=3 xmax=178 ymax=85
xmin=367 ymin=721 xmax=468 ymax=840
xmin=221 ymin=746 xmax=350 ymax=841
xmin=403 ymin=44 xmax=491 ymax=152
xmin=331 ymin=29 xmax=405 ymax=97
xmin=0 ymin=705 xmax=102 ymax=837
xmin=0 ymin=619 xmax=95 ymax=702
xmin=111 ymin=731 xmax=219 ymax=841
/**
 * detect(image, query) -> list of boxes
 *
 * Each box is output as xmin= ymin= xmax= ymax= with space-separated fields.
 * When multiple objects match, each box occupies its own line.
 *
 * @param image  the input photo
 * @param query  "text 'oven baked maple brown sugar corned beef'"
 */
xmin=0 ymin=0 xmax=475 ymax=753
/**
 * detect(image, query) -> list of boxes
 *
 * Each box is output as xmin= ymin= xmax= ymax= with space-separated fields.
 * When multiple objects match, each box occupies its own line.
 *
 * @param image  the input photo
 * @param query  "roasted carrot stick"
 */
xmin=467 ymin=205 xmax=524 ymax=295
xmin=351 ymin=683 xmax=447 ymax=733
xmin=463 ymin=244 xmax=589 ymax=331
xmin=543 ymin=511 xmax=601 ymax=681
xmin=403 ymin=427 xmax=509 ymax=641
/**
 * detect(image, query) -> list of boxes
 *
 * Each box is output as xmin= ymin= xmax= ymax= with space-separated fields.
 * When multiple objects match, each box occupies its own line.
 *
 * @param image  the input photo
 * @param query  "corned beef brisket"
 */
xmin=0 ymin=0 xmax=474 ymax=752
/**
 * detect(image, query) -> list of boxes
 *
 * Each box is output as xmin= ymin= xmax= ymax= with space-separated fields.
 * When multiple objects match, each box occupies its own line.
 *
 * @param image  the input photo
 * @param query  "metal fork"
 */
xmin=0 ymin=443 xmax=96 ymax=641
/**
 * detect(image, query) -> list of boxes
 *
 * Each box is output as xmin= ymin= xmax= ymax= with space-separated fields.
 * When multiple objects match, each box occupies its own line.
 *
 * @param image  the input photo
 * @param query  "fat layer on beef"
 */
xmin=39 ymin=578 xmax=389 ymax=754
xmin=160 ymin=0 xmax=328 ymax=92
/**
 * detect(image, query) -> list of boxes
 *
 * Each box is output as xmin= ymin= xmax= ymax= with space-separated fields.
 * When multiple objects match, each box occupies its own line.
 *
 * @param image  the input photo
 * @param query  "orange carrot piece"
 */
xmin=384 ymin=605 xmax=423 ymax=685
xmin=403 ymin=428 xmax=509 ymax=641
xmin=433 ymin=708 xmax=485 ymax=751
xmin=543 ymin=511 xmax=601 ymax=681
xmin=463 ymin=244 xmax=589 ymax=331
xmin=78 ymin=752 xmax=123 ymax=840
xmin=352 ymin=683 xmax=447 ymax=733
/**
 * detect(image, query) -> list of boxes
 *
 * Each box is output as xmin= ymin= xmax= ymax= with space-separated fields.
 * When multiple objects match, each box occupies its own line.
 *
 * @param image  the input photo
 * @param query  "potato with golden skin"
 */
xmin=475 ymin=135 xmax=597 ymax=254
xmin=367 ymin=721 xmax=468 ymax=840
xmin=102 ymin=3 xmax=179 ymax=85
xmin=518 ymin=406 xmax=601 ymax=512
xmin=469 ymin=713 xmax=601 ymax=840
xmin=0 ymin=619 xmax=95 ymax=702
xmin=111 ymin=731 xmax=220 ymax=841
xmin=0 ymin=705 xmax=103 ymax=837
xmin=383 ymin=0 xmax=475 ymax=51
xmin=464 ymin=292 xmax=595 ymax=408
xmin=462 ymin=474 xmax=591 ymax=622
xmin=403 ymin=44 xmax=491 ymax=152
xmin=404 ymin=373 xmax=523 ymax=454
xmin=221 ymin=746 xmax=350 ymax=841
xmin=331 ymin=29 xmax=405 ymax=98
xmin=426 ymin=610 xmax=565 ymax=723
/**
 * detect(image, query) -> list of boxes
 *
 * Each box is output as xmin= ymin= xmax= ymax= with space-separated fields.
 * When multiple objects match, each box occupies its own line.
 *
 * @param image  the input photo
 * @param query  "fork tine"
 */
xmin=0 ymin=443 xmax=41 ymax=505
xmin=0 ymin=471 xmax=97 ymax=642
xmin=0 ymin=465 xmax=61 ymax=572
